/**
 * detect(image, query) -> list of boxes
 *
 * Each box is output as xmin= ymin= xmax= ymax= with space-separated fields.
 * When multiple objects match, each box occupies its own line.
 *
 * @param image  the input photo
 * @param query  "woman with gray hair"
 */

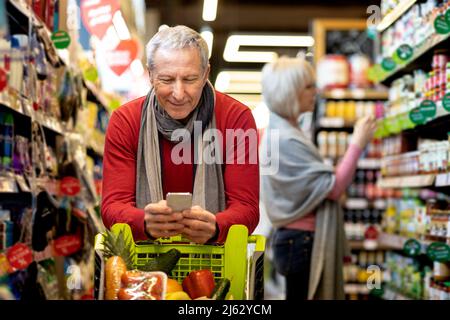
xmin=260 ymin=56 xmax=376 ymax=300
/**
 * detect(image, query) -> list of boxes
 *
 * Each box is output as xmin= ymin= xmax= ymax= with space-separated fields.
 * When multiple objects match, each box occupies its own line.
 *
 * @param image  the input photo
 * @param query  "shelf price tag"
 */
xmin=420 ymin=99 xmax=437 ymax=120
xmin=394 ymin=44 xmax=413 ymax=63
xmin=426 ymin=242 xmax=450 ymax=262
xmin=381 ymin=57 xmax=396 ymax=72
xmin=442 ymin=93 xmax=450 ymax=112
xmin=6 ymin=243 xmax=33 ymax=270
xmin=434 ymin=14 xmax=450 ymax=34
xmin=0 ymin=68 xmax=7 ymax=92
xmin=403 ymin=239 xmax=421 ymax=257
xmin=409 ymin=107 xmax=426 ymax=125
xmin=51 ymin=31 xmax=71 ymax=49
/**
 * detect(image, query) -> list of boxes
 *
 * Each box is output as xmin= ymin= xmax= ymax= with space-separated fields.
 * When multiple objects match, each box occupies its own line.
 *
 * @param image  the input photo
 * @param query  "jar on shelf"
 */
xmin=316 ymin=54 xmax=350 ymax=90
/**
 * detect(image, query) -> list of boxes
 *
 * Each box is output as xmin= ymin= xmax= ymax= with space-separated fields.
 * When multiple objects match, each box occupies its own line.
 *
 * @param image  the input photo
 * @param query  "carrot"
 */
xmin=105 ymin=256 xmax=127 ymax=300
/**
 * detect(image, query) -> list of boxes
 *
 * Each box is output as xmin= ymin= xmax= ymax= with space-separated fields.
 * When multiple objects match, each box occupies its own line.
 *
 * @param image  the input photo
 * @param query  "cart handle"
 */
xmin=248 ymin=235 xmax=266 ymax=252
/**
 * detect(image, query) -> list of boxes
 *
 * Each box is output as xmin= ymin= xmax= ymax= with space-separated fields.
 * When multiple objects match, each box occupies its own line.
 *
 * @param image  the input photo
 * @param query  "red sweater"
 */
xmin=101 ymin=91 xmax=260 ymax=243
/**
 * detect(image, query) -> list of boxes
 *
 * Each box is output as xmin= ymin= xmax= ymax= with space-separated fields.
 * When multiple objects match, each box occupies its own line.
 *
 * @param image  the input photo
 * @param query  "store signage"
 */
xmin=381 ymin=57 xmax=396 ymax=72
xmin=0 ymin=68 xmax=6 ymax=92
xmin=434 ymin=14 xmax=450 ymax=35
xmin=426 ymin=242 xmax=450 ymax=262
xmin=6 ymin=243 xmax=33 ymax=270
xmin=105 ymin=39 xmax=139 ymax=76
xmin=419 ymin=99 xmax=437 ymax=119
xmin=51 ymin=30 xmax=71 ymax=49
xmin=403 ymin=239 xmax=421 ymax=257
xmin=81 ymin=0 xmax=120 ymax=39
xmin=53 ymin=235 xmax=82 ymax=257
xmin=409 ymin=107 xmax=426 ymax=125
xmin=442 ymin=93 xmax=450 ymax=112
xmin=60 ymin=176 xmax=81 ymax=196
xmin=395 ymin=44 xmax=413 ymax=61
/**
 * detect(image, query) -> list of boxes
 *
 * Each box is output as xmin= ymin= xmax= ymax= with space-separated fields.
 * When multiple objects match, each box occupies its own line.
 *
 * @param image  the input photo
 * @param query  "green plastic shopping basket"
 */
xmin=94 ymin=223 xmax=265 ymax=300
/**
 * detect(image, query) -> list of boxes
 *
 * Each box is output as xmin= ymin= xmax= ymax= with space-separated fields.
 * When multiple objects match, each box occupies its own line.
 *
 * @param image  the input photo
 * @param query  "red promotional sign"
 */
xmin=0 ymin=68 xmax=7 ymax=92
xmin=60 ymin=176 xmax=81 ymax=196
xmin=81 ymin=0 xmax=120 ymax=39
xmin=105 ymin=39 xmax=139 ymax=76
xmin=6 ymin=243 xmax=33 ymax=270
xmin=53 ymin=235 xmax=82 ymax=257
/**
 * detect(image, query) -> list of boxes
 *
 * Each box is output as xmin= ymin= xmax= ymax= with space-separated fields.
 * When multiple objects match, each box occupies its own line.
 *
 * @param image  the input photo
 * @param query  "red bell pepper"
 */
xmin=182 ymin=269 xmax=215 ymax=299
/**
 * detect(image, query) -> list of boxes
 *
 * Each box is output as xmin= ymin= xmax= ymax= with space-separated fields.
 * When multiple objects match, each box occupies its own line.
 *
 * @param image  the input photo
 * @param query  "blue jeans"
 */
xmin=272 ymin=228 xmax=314 ymax=300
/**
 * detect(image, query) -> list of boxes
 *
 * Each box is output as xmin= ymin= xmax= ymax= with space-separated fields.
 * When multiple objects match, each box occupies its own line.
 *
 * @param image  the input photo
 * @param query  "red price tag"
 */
xmin=53 ymin=235 xmax=82 ymax=257
xmin=0 ymin=68 xmax=7 ymax=92
xmin=60 ymin=177 xmax=81 ymax=196
xmin=6 ymin=243 xmax=33 ymax=270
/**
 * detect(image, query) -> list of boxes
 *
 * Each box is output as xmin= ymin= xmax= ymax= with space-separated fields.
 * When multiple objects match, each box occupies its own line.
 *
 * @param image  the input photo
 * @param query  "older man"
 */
xmin=101 ymin=26 xmax=259 ymax=244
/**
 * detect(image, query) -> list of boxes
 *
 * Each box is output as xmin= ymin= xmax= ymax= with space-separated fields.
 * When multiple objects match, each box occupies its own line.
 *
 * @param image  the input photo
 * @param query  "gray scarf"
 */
xmin=135 ymin=81 xmax=226 ymax=215
xmin=260 ymin=111 xmax=349 ymax=300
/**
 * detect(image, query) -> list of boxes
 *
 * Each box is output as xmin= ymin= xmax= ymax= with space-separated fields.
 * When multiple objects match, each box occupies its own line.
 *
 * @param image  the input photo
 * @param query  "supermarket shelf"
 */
xmin=321 ymin=88 xmax=389 ymax=100
xmin=376 ymin=0 xmax=417 ymax=32
xmin=435 ymin=173 xmax=450 ymax=187
xmin=377 ymin=174 xmax=436 ymax=188
xmin=357 ymin=158 xmax=381 ymax=169
xmin=349 ymin=239 xmax=392 ymax=251
xmin=319 ymin=117 xmax=354 ymax=128
xmin=382 ymin=286 xmax=415 ymax=300
xmin=344 ymin=283 xmax=370 ymax=295
xmin=378 ymin=232 xmax=432 ymax=251
xmin=345 ymin=198 xmax=387 ymax=210
xmin=379 ymin=32 xmax=450 ymax=84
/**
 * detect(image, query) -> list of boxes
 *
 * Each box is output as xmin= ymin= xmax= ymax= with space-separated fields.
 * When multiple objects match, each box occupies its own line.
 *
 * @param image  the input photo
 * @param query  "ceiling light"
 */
xmin=200 ymin=29 xmax=214 ymax=58
xmin=223 ymin=34 xmax=315 ymax=63
xmin=202 ymin=0 xmax=218 ymax=21
xmin=215 ymin=71 xmax=262 ymax=93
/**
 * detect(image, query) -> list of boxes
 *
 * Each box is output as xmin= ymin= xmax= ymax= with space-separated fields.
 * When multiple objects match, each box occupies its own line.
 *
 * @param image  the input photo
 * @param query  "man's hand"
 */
xmin=144 ymin=200 xmax=184 ymax=238
xmin=181 ymin=206 xmax=217 ymax=244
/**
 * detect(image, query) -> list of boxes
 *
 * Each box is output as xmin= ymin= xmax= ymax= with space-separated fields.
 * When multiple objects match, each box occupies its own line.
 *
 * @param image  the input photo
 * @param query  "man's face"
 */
xmin=149 ymin=47 xmax=210 ymax=120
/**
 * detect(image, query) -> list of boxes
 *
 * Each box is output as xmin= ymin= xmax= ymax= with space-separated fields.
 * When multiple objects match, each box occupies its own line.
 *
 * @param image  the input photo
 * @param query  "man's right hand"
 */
xmin=144 ymin=200 xmax=184 ymax=238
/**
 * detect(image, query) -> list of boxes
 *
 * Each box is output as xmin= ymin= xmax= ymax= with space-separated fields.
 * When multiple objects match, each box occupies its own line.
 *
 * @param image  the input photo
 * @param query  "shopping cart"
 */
xmin=94 ymin=223 xmax=266 ymax=300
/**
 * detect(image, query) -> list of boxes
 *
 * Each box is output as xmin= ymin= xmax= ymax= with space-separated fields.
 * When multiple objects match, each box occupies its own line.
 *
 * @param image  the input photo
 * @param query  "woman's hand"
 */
xmin=351 ymin=115 xmax=377 ymax=149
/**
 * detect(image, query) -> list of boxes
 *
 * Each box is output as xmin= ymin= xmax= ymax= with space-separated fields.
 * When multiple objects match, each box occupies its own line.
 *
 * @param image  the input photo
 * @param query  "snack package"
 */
xmin=117 ymin=270 xmax=167 ymax=300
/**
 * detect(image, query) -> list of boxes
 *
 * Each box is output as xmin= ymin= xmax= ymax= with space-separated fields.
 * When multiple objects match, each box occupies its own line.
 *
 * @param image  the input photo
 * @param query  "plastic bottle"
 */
xmin=317 ymin=131 xmax=328 ymax=158
xmin=327 ymin=132 xmax=337 ymax=159
xmin=2 ymin=112 xmax=13 ymax=170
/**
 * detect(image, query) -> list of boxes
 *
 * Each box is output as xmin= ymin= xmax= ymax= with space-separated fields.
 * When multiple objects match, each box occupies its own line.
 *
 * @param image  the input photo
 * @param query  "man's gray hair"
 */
xmin=261 ymin=56 xmax=315 ymax=121
xmin=146 ymin=25 xmax=209 ymax=71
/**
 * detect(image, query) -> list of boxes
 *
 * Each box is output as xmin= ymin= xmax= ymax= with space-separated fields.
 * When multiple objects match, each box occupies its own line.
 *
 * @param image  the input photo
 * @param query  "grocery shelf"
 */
xmin=321 ymin=88 xmax=389 ymax=100
xmin=349 ymin=239 xmax=392 ymax=251
xmin=319 ymin=117 xmax=354 ymax=128
xmin=345 ymin=198 xmax=387 ymax=210
xmin=377 ymin=174 xmax=436 ymax=188
xmin=378 ymin=33 xmax=450 ymax=84
xmin=376 ymin=0 xmax=417 ymax=32
xmin=435 ymin=173 xmax=450 ymax=187
xmin=344 ymin=283 xmax=370 ymax=295
xmin=378 ymin=232 xmax=432 ymax=251
xmin=357 ymin=158 xmax=381 ymax=169
xmin=382 ymin=286 xmax=415 ymax=300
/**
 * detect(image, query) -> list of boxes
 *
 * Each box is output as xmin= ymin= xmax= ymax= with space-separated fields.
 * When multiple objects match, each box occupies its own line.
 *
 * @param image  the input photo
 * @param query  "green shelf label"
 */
xmin=434 ymin=14 xmax=450 ymax=35
xmin=420 ymin=99 xmax=437 ymax=119
xmin=446 ymin=8 xmax=450 ymax=25
xmin=426 ymin=242 xmax=450 ymax=262
xmin=443 ymin=93 xmax=450 ymax=112
xmin=51 ymin=30 xmax=71 ymax=49
xmin=409 ymin=107 xmax=426 ymax=125
xmin=403 ymin=239 xmax=421 ymax=257
xmin=396 ymin=44 xmax=414 ymax=61
xmin=381 ymin=57 xmax=396 ymax=72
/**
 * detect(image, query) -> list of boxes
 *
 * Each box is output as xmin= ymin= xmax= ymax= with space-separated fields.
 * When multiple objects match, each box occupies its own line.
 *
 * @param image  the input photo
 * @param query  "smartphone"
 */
xmin=166 ymin=192 xmax=192 ymax=212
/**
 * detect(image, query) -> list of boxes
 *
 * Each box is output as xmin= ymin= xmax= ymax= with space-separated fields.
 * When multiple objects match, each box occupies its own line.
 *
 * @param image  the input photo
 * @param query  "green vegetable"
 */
xmin=138 ymin=249 xmax=181 ymax=275
xmin=211 ymin=278 xmax=231 ymax=300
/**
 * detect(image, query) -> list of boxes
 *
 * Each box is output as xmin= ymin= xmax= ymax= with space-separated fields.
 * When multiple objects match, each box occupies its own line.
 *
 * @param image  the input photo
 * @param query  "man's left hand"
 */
xmin=181 ymin=206 xmax=217 ymax=244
